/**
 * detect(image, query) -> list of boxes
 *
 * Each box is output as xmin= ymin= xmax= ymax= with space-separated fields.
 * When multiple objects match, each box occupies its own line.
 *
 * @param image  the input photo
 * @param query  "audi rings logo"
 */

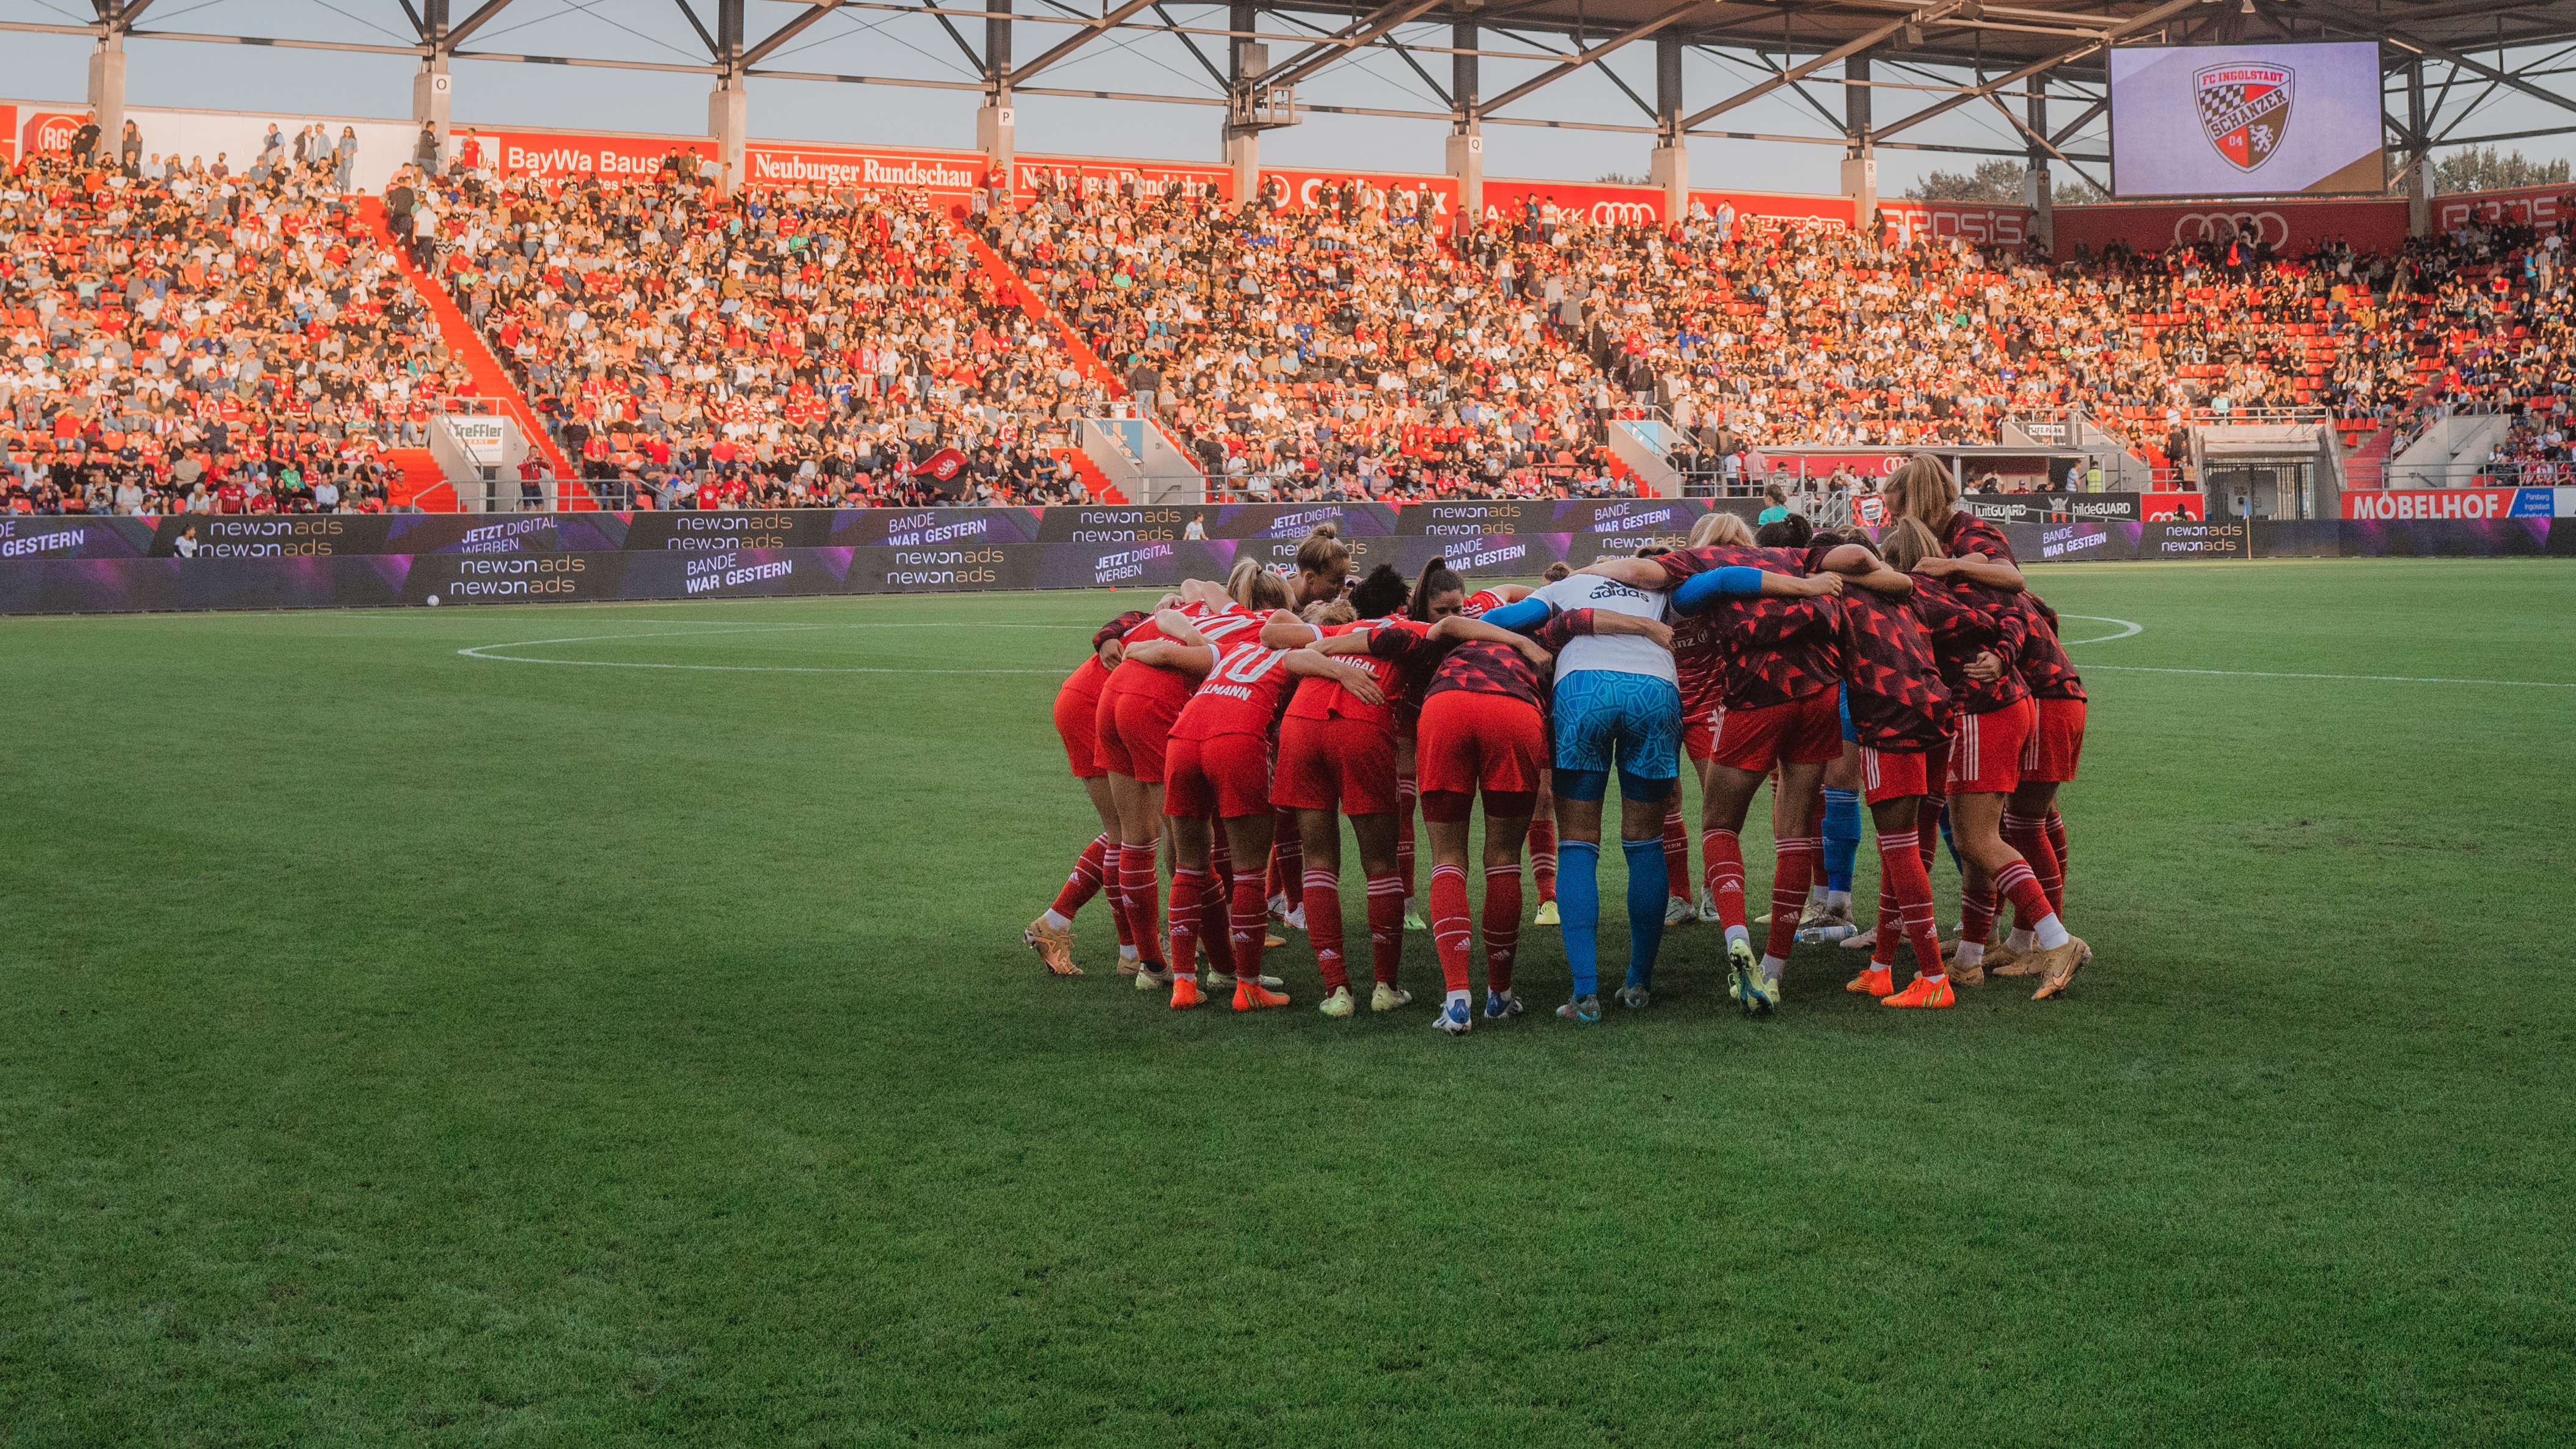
xmin=2173 ymin=210 xmax=2288 ymax=246
xmin=1590 ymin=200 xmax=1661 ymax=226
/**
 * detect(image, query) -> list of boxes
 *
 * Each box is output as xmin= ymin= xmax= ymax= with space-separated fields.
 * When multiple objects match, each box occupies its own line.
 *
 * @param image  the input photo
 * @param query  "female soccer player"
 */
xmin=1096 ymin=564 xmax=1276 ymax=988
xmin=1880 ymin=520 xmax=2088 ymax=997
xmin=1408 ymin=559 xmax=1558 ymax=1033
xmin=1026 ymin=607 xmax=1147 ymax=975
xmin=1825 ymin=528 xmax=1955 ymax=1005
xmin=1584 ymin=530 xmax=1906 ymax=1018
xmin=1484 ymin=554 xmax=1834 ymax=1022
xmin=1984 ymin=590 xmax=2088 ymax=994
xmin=1261 ymin=524 xmax=1359 ymax=930
xmin=1263 ymin=567 xmax=1540 ymax=1018
xmin=1124 ymin=594 xmax=1383 ymax=1011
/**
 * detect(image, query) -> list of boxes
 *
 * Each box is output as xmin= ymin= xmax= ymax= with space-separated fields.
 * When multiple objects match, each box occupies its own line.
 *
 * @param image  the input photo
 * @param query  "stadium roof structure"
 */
xmin=14 ymin=1 xmax=2576 ymax=185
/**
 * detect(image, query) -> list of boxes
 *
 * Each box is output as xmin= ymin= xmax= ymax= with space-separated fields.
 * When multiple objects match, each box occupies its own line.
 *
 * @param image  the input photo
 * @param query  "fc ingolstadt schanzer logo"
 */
xmin=2195 ymin=63 xmax=2293 ymax=172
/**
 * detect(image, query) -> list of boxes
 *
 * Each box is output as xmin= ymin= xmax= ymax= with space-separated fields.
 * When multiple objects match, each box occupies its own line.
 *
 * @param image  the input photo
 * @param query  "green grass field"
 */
xmin=4 ymin=557 xmax=2573 ymax=1446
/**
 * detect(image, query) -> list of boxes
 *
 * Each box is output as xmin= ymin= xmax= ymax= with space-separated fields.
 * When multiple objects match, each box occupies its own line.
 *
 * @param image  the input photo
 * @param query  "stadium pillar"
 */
xmin=1840 ymin=56 xmax=1876 ymax=236
xmin=86 ymin=32 xmax=126 ymax=161
xmin=2406 ymin=59 xmax=2431 ymax=238
xmin=1226 ymin=2 xmax=1260 ymax=205
xmin=708 ymin=0 xmax=747 ymax=195
xmin=979 ymin=1 xmax=1014 ymax=181
xmin=1652 ymin=34 xmax=1688 ymax=222
xmin=411 ymin=0 xmax=451 ymax=171
xmin=1449 ymin=21 xmax=1482 ymax=227
xmin=2026 ymin=75 xmax=2052 ymax=254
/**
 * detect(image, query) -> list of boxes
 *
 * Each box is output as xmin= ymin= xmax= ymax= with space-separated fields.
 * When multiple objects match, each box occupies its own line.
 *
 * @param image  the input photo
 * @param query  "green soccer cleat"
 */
xmin=1535 ymin=900 xmax=1561 ymax=926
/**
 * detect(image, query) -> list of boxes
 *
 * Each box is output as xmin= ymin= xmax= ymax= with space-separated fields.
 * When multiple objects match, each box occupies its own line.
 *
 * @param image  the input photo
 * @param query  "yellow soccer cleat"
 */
xmin=1370 ymin=982 xmax=1414 ymax=1013
xmin=1318 ymin=985 xmax=1356 ymax=1018
xmin=1535 ymin=900 xmax=1561 ymax=926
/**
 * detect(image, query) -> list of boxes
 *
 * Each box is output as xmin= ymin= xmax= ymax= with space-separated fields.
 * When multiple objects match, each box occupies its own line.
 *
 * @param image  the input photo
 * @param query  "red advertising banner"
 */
xmin=1257 ymin=167 xmax=1457 ymax=222
xmin=0 ymin=105 xmax=14 ymax=166
xmin=2051 ymin=198 xmax=2409 ymax=255
xmin=1691 ymin=188 xmax=1854 ymax=234
xmin=481 ymin=128 xmax=714 ymax=185
xmin=2433 ymin=183 xmax=2576 ymax=233
xmin=2143 ymin=491 xmax=2205 ymax=520
xmin=1879 ymin=200 xmax=2031 ymax=249
xmin=751 ymin=142 xmax=986 ymax=196
xmin=1017 ymin=152 xmax=1229 ymax=204
xmin=21 ymin=110 xmax=79 ymax=161
xmin=2341 ymin=489 xmax=2517 ymax=521
xmin=1482 ymin=178 xmax=1664 ymax=227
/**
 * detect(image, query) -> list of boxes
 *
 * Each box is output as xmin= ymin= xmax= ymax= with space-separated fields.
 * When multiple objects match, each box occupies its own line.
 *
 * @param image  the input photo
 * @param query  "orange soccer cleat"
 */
xmin=1170 ymin=975 xmax=1206 ymax=1010
xmin=1024 ymin=916 xmax=1080 ymax=975
xmin=1845 ymin=966 xmax=1895 ymax=997
xmin=1883 ymin=974 xmax=1956 ymax=1009
xmin=1232 ymin=979 xmax=1292 ymax=1011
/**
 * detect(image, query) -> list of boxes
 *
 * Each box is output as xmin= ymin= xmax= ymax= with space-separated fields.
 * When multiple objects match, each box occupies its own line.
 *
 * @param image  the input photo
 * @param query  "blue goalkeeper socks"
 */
xmin=1559 ymin=840 xmax=1601 ymax=997
xmin=1622 ymin=835 xmax=1666 ymax=991
xmin=1822 ymin=787 xmax=1861 ymax=893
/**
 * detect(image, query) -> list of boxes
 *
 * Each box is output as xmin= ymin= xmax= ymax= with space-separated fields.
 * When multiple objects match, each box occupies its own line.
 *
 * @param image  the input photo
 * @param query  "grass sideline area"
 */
xmin=3 ymin=558 xmax=2572 ymax=1445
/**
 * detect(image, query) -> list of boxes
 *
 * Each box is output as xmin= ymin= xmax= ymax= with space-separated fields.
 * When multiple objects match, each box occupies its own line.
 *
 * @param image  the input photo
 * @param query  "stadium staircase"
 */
xmin=381 ymin=448 xmax=455 ymax=510
xmin=1605 ymin=419 xmax=1681 ymax=496
xmin=355 ymin=198 xmax=582 ymax=510
xmin=950 ymin=216 xmax=1203 ymax=505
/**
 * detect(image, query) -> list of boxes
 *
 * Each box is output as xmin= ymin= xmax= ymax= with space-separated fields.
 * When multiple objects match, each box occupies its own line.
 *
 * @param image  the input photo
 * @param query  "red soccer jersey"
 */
xmin=1941 ymin=509 xmax=2018 ymax=565
xmin=1171 ymin=640 xmax=1300 ymax=741
xmin=1459 ymin=587 xmax=1512 ymax=618
xmin=1423 ymin=637 xmax=1540 ymax=710
xmin=2006 ymin=593 xmax=2085 ymax=700
xmin=1911 ymin=579 xmax=2030 ymax=716
xmin=1837 ymin=586 xmax=1951 ymax=752
xmin=1286 ymin=617 xmax=1441 ymax=732
xmin=1653 ymin=541 xmax=1842 ymax=710
xmin=1105 ymin=603 xmax=1266 ymax=710
xmin=1670 ymin=610 xmax=1725 ymax=725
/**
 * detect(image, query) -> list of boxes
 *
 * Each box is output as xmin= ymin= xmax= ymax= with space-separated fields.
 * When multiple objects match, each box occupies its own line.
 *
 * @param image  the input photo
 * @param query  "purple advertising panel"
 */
xmin=0 ymin=516 xmax=158 ymax=559
xmin=2029 ymin=520 xmax=2142 ymax=563
xmin=847 ymin=545 xmax=1041 ymax=593
xmin=833 ymin=506 xmax=1045 ymax=548
xmin=0 ymin=553 xmax=407 ymax=613
xmin=2338 ymin=517 xmax=2555 ymax=557
xmin=621 ymin=510 xmax=838 ymax=552
xmin=619 ymin=546 xmax=852 ymax=600
xmin=1028 ymin=539 xmax=1239 ymax=592
xmin=386 ymin=513 xmax=629 ymax=554
xmin=401 ymin=551 xmax=629 ymax=606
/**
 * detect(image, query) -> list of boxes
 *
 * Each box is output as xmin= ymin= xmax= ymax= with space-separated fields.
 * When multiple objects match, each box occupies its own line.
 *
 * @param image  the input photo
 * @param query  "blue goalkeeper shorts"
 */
xmin=1551 ymin=670 xmax=1681 ymax=788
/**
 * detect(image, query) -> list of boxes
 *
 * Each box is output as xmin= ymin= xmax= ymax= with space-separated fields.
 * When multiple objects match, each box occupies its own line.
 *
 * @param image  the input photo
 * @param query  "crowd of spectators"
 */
xmin=994 ymin=174 xmax=1648 ymax=504
xmin=13 ymin=113 xmax=2570 ymax=519
xmin=2 ymin=130 xmax=452 ymax=517
xmin=409 ymin=149 xmax=1127 ymax=509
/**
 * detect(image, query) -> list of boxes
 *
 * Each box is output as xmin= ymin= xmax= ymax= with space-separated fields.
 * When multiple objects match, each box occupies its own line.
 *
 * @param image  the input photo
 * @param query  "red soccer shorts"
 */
xmin=1711 ymin=688 xmax=1842 ymax=773
xmin=1857 ymin=746 xmax=1931 ymax=805
xmin=1162 ymin=733 xmax=1273 ymax=821
xmin=1416 ymin=690 xmax=1546 ymax=800
xmin=1055 ymin=679 xmax=1107 ymax=778
xmin=1681 ymin=708 xmax=1721 ymax=762
xmin=2022 ymin=697 xmax=2087 ymax=783
xmin=1948 ymin=697 xmax=2036 ymax=796
xmin=1096 ymin=686 xmax=1184 ymax=783
xmin=1273 ymin=713 xmax=1399 ymax=816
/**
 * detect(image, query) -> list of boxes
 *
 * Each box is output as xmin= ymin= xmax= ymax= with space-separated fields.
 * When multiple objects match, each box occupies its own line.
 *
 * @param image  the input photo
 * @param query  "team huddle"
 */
xmin=1023 ymin=457 xmax=2091 ymax=1032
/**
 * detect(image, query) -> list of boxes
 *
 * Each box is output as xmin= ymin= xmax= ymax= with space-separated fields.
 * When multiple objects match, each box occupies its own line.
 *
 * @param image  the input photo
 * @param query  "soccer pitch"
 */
xmin=4 ymin=559 xmax=2571 ymax=1445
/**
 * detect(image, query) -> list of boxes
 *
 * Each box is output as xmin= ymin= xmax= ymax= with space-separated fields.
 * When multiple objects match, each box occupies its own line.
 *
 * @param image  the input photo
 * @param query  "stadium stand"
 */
xmin=414 ymin=163 xmax=1118 ymax=508
xmin=6 ymin=117 xmax=2571 ymax=517
xmin=998 ymin=178 xmax=1646 ymax=503
xmin=0 ymin=149 xmax=461 ymax=516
